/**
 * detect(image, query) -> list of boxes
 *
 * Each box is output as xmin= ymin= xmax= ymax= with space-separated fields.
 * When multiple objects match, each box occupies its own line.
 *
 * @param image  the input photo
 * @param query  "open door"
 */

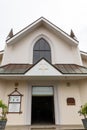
xmin=31 ymin=86 xmax=55 ymax=124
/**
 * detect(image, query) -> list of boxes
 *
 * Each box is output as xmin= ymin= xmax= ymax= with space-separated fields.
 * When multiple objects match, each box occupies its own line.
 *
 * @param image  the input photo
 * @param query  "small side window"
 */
xmin=67 ymin=97 xmax=75 ymax=105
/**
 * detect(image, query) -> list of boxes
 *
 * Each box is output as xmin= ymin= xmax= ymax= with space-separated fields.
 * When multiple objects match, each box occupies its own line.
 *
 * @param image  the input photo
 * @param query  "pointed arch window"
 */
xmin=33 ymin=38 xmax=51 ymax=64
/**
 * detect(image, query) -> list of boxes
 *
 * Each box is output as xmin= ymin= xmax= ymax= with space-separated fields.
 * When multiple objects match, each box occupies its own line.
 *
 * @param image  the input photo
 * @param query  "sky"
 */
xmin=0 ymin=0 xmax=87 ymax=51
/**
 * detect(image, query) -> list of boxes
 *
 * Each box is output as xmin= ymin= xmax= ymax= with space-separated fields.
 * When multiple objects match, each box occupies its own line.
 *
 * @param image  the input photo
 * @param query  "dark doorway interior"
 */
xmin=31 ymin=96 xmax=55 ymax=124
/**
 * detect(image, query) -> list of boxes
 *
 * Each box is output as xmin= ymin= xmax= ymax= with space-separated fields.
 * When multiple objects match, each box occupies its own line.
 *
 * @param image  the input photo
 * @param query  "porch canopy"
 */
xmin=0 ymin=59 xmax=87 ymax=80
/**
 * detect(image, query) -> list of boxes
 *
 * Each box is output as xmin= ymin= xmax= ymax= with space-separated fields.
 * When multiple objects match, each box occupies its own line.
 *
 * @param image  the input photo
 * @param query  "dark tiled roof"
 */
xmin=0 ymin=64 xmax=32 ymax=74
xmin=0 ymin=63 xmax=87 ymax=75
xmin=54 ymin=64 xmax=87 ymax=74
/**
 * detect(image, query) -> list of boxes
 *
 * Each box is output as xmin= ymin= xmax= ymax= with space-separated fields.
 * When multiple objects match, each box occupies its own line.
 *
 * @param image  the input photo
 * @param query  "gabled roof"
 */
xmin=0 ymin=59 xmax=87 ymax=75
xmin=80 ymin=50 xmax=87 ymax=60
xmin=25 ymin=58 xmax=61 ymax=76
xmin=6 ymin=17 xmax=79 ymax=46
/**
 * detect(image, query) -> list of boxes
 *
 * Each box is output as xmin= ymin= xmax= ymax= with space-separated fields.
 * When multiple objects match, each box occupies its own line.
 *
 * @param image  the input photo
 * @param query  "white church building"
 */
xmin=0 ymin=17 xmax=87 ymax=129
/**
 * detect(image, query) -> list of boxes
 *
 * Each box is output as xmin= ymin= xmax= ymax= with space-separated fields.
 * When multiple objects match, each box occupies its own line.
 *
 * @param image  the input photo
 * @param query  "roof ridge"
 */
xmin=6 ymin=17 xmax=79 ymax=43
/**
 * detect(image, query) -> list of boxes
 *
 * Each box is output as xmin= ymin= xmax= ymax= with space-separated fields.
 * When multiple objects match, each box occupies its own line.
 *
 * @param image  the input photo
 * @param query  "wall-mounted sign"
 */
xmin=8 ymin=88 xmax=23 ymax=113
xmin=9 ymin=96 xmax=21 ymax=102
xmin=9 ymin=103 xmax=20 ymax=112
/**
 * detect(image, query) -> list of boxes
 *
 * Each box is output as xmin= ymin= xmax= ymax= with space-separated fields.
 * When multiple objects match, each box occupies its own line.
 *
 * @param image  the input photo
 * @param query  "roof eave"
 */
xmin=0 ymin=74 xmax=87 ymax=81
xmin=6 ymin=17 xmax=44 ymax=45
xmin=6 ymin=17 xmax=79 ymax=46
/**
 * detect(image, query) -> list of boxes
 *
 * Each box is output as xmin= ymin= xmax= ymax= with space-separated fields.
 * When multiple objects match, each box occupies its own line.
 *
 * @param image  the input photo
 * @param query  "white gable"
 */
xmin=25 ymin=59 xmax=62 ymax=76
xmin=6 ymin=17 xmax=78 ymax=46
xmin=2 ymin=17 xmax=82 ymax=66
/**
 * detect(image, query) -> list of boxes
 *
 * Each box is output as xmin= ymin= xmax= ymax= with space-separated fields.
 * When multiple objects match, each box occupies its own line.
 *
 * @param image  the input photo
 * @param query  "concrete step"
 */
xmin=5 ymin=125 xmax=85 ymax=130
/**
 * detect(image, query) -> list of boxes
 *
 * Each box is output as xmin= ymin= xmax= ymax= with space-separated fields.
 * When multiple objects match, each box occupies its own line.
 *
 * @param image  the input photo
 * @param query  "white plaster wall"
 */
xmin=0 ymin=80 xmax=8 ymax=100
xmin=81 ymin=58 xmax=87 ymax=67
xmin=20 ymin=79 xmax=83 ymax=126
xmin=25 ymin=83 xmax=32 ymax=125
xmin=57 ymin=81 xmax=82 ymax=125
xmin=2 ymin=26 xmax=82 ymax=65
xmin=0 ymin=57 xmax=2 ymax=65
xmin=0 ymin=79 xmax=87 ymax=126
xmin=0 ymin=79 xmax=57 ymax=125
xmin=79 ymin=79 xmax=87 ymax=104
xmin=0 ymin=80 xmax=28 ymax=125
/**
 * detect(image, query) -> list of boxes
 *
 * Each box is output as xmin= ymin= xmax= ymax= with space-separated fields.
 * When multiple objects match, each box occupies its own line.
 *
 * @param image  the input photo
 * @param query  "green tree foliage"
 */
xmin=0 ymin=100 xmax=8 ymax=120
xmin=78 ymin=103 xmax=87 ymax=119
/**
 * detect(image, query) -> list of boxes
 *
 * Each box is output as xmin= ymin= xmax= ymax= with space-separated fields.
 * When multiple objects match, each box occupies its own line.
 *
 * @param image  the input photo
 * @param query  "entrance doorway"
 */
xmin=31 ymin=86 xmax=55 ymax=124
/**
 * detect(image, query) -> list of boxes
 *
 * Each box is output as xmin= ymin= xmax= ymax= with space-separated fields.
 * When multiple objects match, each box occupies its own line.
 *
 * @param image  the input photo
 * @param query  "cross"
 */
xmin=39 ymin=63 xmax=48 ymax=71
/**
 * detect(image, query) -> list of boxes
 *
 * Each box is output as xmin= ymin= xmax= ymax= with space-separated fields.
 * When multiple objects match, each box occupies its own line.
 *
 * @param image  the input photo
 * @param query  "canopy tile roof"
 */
xmin=54 ymin=64 xmax=87 ymax=74
xmin=0 ymin=63 xmax=87 ymax=75
xmin=0 ymin=64 xmax=32 ymax=74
